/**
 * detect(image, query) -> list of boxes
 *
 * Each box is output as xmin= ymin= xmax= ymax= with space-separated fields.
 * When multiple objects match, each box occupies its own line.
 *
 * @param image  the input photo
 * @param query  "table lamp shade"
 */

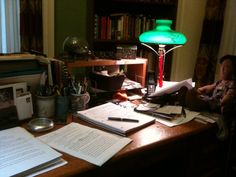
xmin=139 ymin=19 xmax=187 ymax=45
xmin=139 ymin=19 xmax=187 ymax=89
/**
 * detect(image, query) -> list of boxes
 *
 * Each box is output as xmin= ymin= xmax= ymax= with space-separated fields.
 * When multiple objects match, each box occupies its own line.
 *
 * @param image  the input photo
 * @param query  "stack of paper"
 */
xmin=0 ymin=127 xmax=66 ymax=177
xmin=75 ymin=102 xmax=156 ymax=136
xmin=135 ymin=104 xmax=200 ymax=127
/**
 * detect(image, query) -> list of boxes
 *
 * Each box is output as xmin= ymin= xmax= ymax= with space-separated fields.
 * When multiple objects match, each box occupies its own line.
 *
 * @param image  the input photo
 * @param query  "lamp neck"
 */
xmin=158 ymin=45 xmax=165 ymax=55
xmin=141 ymin=43 xmax=183 ymax=56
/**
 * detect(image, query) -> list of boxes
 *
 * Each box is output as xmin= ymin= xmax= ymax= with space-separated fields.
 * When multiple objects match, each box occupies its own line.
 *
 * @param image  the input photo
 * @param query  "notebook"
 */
xmin=74 ymin=102 xmax=156 ymax=136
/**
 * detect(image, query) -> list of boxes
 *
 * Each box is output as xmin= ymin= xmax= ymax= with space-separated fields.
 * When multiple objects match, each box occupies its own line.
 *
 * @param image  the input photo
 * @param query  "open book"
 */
xmin=149 ymin=78 xmax=193 ymax=97
xmin=75 ymin=102 xmax=156 ymax=136
xmin=0 ymin=127 xmax=66 ymax=177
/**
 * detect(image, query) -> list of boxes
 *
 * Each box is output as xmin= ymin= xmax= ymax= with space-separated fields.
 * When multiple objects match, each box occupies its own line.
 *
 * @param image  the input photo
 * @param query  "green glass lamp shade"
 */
xmin=139 ymin=19 xmax=187 ymax=45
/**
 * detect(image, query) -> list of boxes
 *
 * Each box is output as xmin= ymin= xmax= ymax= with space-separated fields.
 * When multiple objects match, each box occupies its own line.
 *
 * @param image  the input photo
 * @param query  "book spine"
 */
xmin=94 ymin=13 xmax=156 ymax=41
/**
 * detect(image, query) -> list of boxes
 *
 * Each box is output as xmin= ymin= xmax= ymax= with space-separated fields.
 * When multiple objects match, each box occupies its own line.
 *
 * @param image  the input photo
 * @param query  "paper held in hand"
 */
xmin=149 ymin=78 xmax=193 ymax=97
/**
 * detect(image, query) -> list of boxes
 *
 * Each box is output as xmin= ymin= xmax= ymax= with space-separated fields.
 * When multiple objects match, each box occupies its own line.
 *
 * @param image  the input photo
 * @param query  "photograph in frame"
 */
xmin=0 ymin=86 xmax=15 ymax=109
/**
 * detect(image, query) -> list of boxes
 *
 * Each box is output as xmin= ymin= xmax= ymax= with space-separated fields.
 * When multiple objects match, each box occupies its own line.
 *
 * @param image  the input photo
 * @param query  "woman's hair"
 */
xmin=220 ymin=54 xmax=236 ymax=79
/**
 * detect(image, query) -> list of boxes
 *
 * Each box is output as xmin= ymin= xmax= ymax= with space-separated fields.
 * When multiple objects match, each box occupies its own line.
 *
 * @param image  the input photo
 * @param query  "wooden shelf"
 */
xmin=66 ymin=58 xmax=147 ymax=87
xmin=67 ymin=58 xmax=146 ymax=67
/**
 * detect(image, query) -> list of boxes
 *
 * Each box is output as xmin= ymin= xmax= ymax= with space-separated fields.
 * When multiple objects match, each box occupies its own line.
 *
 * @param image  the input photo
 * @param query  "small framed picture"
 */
xmin=0 ymin=85 xmax=15 ymax=109
xmin=0 ymin=82 xmax=27 ymax=110
xmin=13 ymin=82 xmax=27 ymax=97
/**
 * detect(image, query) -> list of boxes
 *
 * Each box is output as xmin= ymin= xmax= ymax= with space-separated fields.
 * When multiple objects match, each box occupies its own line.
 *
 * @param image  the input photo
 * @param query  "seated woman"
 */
xmin=185 ymin=54 xmax=236 ymax=115
xmin=180 ymin=55 xmax=236 ymax=141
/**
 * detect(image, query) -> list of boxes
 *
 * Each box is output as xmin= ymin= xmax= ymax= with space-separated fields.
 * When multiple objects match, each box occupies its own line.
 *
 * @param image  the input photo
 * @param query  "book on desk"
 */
xmin=74 ymin=102 xmax=156 ymax=136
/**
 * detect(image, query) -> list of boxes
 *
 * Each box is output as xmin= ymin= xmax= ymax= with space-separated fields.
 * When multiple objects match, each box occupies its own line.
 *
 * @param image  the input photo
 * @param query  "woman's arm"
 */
xmin=197 ymin=83 xmax=216 ymax=95
xmin=221 ymin=87 xmax=236 ymax=106
xmin=221 ymin=81 xmax=236 ymax=113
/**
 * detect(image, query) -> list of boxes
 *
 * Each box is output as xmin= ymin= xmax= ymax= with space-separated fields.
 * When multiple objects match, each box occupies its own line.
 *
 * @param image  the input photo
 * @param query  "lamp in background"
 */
xmin=139 ymin=19 xmax=187 ymax=88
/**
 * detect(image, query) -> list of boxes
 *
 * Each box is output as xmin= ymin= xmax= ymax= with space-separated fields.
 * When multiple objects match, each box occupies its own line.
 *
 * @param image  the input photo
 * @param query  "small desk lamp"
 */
xmin=139 ymin=19 xmax=187 ymax=88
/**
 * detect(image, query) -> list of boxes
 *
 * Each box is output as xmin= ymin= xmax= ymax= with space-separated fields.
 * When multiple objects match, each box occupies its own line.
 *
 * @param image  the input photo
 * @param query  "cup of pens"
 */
xmin=35 ymin=94 xmax=56 ymax=118
xmin=70 ymin=92 xmax=90 ymax=112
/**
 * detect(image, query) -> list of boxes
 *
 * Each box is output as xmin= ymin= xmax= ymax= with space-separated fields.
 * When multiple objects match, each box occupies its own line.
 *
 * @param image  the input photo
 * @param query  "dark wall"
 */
xmin=54 ymin=0 xmax=87 ymax=57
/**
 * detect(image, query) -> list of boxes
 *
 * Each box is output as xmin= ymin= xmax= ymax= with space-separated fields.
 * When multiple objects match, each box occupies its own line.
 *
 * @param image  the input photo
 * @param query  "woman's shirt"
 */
xmin=200 ymin=80 xmax=236 ymax=112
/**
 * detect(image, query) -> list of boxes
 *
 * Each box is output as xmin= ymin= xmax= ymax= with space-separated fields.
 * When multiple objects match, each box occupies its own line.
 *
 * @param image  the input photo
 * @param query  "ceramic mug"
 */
xmin=70 ymin=92 xmax=90 ymax=112
xmin=35 ymin=94 xmax=56 ymax=118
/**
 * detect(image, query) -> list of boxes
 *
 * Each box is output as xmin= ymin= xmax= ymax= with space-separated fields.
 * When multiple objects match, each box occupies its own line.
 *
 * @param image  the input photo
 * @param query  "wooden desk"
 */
xmin=30 ymin=116 xmax=225 ymax=177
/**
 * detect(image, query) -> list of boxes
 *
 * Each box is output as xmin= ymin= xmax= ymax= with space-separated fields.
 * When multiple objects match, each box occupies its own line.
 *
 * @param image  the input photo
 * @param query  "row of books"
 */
xmin=94 ymin=13 xmax=157 ymax=41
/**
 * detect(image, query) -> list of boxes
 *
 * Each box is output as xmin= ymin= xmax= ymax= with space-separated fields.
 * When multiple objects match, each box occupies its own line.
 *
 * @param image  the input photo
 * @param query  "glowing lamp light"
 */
xmin=139 ymin=19 xmax=187 ymax=88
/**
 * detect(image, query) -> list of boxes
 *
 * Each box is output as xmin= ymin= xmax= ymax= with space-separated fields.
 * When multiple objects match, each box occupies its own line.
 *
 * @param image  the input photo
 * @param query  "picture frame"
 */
xmin=0 ymin=82 xmax=27 ymax=109
xmin=0 ymin=85 xmax=15 ymax=109
xmin=14 ymin=82 xmax=27 ymax=97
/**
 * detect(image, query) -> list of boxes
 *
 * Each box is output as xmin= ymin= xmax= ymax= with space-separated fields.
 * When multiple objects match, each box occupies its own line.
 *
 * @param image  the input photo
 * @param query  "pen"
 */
xmin=182 ymin=107 xmax=186 ymax=118
xmin=108 ymin=117 xmax=139 ymax=123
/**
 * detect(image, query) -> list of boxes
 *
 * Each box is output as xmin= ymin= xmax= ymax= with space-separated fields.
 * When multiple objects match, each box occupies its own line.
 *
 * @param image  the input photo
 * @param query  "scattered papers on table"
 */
xmin=0 ymin=127 xmax=65 ymax=177
xmin=38 ymin=122 xmax=132 ymax=166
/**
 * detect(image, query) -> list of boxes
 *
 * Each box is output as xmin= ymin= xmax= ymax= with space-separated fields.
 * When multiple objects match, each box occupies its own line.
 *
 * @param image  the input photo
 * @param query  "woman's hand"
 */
xmin=197 ymin=84 xmax=215 ymax=95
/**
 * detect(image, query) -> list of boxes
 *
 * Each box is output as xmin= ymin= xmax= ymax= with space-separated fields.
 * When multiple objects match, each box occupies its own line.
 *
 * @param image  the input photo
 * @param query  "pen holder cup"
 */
xmin=35 ymin=94 xmax=56 ymax=118
xmin=55 ymin=96 xmax=69 ymax=123
xmin=70 ymin=92 xmax=90 ymax=112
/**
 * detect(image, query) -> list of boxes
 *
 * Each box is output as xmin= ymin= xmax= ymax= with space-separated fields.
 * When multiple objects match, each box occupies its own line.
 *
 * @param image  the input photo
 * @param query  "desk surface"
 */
xmin=25 ymin=115 xmax=223 ymax=177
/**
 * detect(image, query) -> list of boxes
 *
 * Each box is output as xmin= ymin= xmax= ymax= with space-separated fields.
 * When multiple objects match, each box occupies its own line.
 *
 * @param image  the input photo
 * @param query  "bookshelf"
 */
xmin=86 ymin=0 xmax=178 ymax=81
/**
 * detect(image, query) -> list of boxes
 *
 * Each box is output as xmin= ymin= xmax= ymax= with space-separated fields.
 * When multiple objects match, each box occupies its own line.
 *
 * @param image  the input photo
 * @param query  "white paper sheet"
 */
xmin=26 ymin=158 xmax=67 ymax=177
xmin=150 ymin=78 xmax=193 ymax=97
xmin=0 ymin=127 xmax=63 ymax=177
xmin=75 ymin=102 xmax=155 ymax=136
xmin=38 ymin=122 xmax=132 ymax=166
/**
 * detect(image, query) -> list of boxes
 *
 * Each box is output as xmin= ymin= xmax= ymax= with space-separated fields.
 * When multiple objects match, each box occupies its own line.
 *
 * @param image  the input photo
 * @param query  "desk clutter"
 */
xmin=0 ymin=54 xmax=90 ymax=128
xmin=0 ymin=55 xmax=224 ymax=176
xmin=0 ymin=85 xmax=223 ymax=177
xmin=0 ymin=54 xmax=144 ymax=129
xmin=0 ymin=74 xmax=215 ymax=130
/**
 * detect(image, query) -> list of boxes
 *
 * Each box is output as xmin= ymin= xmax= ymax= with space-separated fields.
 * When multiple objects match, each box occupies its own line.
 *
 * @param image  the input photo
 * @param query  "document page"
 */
xmin=38 ymin=122 xmax=132 ymax=166
xmin=75 ymin=102 xmax=155 ymax=136
xmin=0 ymin=127 xmax=63 ymax=177
xmin=149 ymin=78 xmax=193 ymax=97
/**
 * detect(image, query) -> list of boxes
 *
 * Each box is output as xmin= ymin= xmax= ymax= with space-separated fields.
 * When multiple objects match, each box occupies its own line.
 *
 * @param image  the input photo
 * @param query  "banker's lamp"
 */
xmin=139 ymin=19 xmax=187 ymax=88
